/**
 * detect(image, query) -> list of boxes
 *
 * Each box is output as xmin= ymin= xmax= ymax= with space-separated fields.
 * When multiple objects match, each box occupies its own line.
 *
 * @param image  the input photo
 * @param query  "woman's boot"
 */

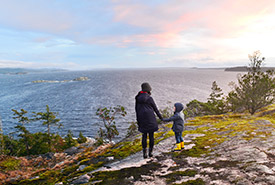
xmin=143 ymin=148 xmax=148 ymax=159
xmin=149 ymin=147 xmax=153 ymax=157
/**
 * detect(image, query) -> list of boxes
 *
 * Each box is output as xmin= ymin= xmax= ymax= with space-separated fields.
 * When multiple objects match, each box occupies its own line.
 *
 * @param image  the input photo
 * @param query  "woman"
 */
xmin=135 ymin=82 xmax=163 ymax=158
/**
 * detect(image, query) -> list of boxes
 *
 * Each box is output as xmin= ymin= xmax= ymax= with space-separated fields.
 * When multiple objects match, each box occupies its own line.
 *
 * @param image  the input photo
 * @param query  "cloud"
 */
xmin=0 ymin=59 xmax=79 ymax=69
xmin=1 ymin=0 xmax=274 ymax=48
xmin=0 ymin=0 xmax=75 ymax=34
xmin=33 ymin=37 xmax=52 ymax=43
xmin=109 ymin=0 xmax=275 ymax=48
xmin=0 ymin=60 xmax=35 ymax=68
xmin=1 ymin=0 xmax=275 ymax=69
xmin=38 ymin=38 xmax=76 ymax=48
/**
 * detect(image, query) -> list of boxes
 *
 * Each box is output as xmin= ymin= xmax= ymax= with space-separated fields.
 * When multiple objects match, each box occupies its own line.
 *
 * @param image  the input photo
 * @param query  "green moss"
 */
xmin=62 ymin=164 xmax=79 ymax=177
xmin=154 ymin=131 xmax=165 ymax=139
xmin=39 ymin=170 xmax=61 ymax=182
xmin=103 ymin=125 xmax=176 ymax=160
xmin=201 ymin=160 xmax=240 ymax=169
xmin=183 ymin=110 xmax=275 ymax=153
xmin=20 ymin=170 xmax=63 ymax=184
xmin=79 ymin=158 xmax=90 ymax=165
xmin=89 ymin=162 xmax=161 ymax=184
xmin=83 ymin=162 xmax=104 ymax=172
xmin=163 ymin=169 xmax=197 ymax=183
xmin=105 ymin=140 xmax=141 ymax=159
xmin=0 ymin=157 xmax=21 ymax=171
xmin=173 ymin=145 xmax=208 ymax=158
xmin=18 ymin=178 xmax=47 ymax=185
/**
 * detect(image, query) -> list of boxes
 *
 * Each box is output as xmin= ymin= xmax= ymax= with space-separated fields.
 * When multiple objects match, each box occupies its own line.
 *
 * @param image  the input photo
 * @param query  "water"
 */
xmin=0 ymin=68 xmax=241 ymax=140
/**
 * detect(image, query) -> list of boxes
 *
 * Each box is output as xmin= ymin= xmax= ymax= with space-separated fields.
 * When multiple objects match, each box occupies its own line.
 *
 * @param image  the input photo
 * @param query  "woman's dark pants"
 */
xmin=142 ymin=132 xmax=154 ymax=158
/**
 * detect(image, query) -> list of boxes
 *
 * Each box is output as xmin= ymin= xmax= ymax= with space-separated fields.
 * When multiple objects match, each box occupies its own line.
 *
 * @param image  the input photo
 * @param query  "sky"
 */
xmin=0 ymin=0 xmax=275 ymax=70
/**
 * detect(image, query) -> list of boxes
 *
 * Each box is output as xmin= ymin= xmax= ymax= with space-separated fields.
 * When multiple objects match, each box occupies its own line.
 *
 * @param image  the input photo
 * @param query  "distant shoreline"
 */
xmin=1 ymin=66 xmax=275 ymax=74
xmin=224 ymin=66 xmax=275 ymax=72
xmin=0 ymin=68 xmax=67 ymax=74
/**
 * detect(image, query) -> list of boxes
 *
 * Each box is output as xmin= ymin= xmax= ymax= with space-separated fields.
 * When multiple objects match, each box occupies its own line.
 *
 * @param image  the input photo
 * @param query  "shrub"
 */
xmin=64 ymin=130 xmax=78 ymax=149
xmin=77 ymin=131 xmax=87 ymax=144
xmin=126 ymin=122 xmax=138 ymax=138
xmin=96 ymin=105 xmax=127 ymax=143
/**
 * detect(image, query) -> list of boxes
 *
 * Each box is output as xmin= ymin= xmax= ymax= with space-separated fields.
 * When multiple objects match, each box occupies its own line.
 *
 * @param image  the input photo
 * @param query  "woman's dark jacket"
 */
xmin=135 ymin=92 xmax=163 ymax=133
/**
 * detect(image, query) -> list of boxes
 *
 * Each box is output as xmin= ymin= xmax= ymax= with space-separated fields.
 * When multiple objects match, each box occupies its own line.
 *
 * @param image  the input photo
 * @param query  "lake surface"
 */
xmin=0 ymin=68 xmax=242 ymax=140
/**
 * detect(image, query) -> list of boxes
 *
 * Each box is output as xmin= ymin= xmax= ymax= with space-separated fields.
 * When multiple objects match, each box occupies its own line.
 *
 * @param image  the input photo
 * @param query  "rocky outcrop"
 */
xmin=32 ymin=80 xmax=68 ymax=83
xmin=73 ymin=77 xmax=89 ymax=81
xmin=87 ymin=133 xmax=275 ymax=185
xmin=82 ymin=109 xmax=275 ymax=185
xmin=3 ymin=105 xmax=275 ymax=184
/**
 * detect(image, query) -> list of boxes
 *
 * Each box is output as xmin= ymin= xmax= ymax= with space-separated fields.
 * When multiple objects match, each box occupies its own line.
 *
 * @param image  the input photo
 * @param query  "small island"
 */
xmin=32 ymin=77 xmax=90 ymax=83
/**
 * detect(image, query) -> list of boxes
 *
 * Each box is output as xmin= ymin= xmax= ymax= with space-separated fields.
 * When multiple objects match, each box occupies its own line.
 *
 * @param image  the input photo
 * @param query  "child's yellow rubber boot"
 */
xmin=180 ymin=141 xmax=184 ymax=149
xmin=174 ymin=143 xmax=181 ymax=151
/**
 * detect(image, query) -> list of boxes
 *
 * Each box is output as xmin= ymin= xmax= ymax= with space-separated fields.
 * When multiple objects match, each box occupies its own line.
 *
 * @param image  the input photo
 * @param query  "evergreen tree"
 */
xmin=64 ymin=130 xmax=77 ymax=148
xmin=227 ymin=51 xmax=275 ymax=114
xmin=77 ymin=131 xmax=87 ymax=144
xmin=35 ymin=105 xmax=62 ymax=151
xmin=12 ymin=109 xmax=32 ymax=155
xmin=207 ymin=81 xmax=226 ymax=114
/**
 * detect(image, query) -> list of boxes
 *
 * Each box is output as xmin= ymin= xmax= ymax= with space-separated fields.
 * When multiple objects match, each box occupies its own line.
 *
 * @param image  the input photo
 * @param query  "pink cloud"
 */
xmin=110 ymin=0 xmax=275 ymax=47
xmin=197 ymin=0 xmax=275 ymax=37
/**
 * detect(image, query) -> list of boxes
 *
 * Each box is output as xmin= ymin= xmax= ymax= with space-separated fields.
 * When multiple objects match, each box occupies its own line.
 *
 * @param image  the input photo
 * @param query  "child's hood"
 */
xmin=174 ymin=103 xmax=184 ymax=112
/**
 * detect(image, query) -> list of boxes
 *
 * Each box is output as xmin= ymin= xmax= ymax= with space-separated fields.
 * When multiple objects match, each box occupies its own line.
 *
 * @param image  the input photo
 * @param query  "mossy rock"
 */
xmin=39 ymin=170 xmax=62 ymax=183
xmin=18 ymin=178 xmax=47 ymax=185
xmin=62 ymin=164 xmax=79 ymax=177
xmin=0 ymin=157 xmax=21 ymax=171
xmin=163 ymin=169 xmax=197 ymax=183
xmin=201 ymin=160 xmax=240 ymax=169
xmin=89 ymin=162 xmax=161 ymax=184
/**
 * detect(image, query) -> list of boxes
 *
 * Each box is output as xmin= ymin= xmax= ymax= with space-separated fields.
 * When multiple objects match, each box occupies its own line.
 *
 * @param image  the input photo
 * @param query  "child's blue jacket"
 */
xmin=163 ymin=112 xmax=184 ymax=132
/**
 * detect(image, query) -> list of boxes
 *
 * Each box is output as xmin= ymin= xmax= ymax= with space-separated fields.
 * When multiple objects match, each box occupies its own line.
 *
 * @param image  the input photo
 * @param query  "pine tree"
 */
xmin=12 ymin=109 xmax=31 ymax=155
xmin=35 ymin=105 xmax=62 ymax=151
xmin=227 ymin=51 xmax=275 ymax=114
xmin=207 ymin=81 xmax=226 ymax=114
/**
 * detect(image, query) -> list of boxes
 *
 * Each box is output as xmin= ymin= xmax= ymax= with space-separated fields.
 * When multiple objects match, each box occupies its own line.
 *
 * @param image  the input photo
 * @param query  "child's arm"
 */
xmin=162 ymin=114 xmax=179 ymax=122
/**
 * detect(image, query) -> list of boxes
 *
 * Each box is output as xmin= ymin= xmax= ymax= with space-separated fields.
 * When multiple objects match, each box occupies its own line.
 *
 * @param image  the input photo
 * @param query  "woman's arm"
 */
xmin=150 ymin=97 xmax=163 ymax=120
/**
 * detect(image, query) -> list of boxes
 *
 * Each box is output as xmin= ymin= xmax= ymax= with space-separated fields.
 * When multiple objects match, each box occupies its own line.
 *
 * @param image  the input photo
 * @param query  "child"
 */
xmin=162 ymin=103 xmax=184 ymax=151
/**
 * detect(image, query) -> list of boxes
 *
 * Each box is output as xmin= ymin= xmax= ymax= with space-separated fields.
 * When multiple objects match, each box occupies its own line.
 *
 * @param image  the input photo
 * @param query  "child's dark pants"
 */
xmin=175 ymin=132 xmax=183 ymax=143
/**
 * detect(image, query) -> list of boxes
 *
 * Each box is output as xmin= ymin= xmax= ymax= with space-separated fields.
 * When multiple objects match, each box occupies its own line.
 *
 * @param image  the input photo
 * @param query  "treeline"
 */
xmin=0 ymin=105 xmax=87 ymax=156
xmin=0 ymin=104 xmax=133 ymax=157
xmin=184 ymin=51 xmax=275 ymax=117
